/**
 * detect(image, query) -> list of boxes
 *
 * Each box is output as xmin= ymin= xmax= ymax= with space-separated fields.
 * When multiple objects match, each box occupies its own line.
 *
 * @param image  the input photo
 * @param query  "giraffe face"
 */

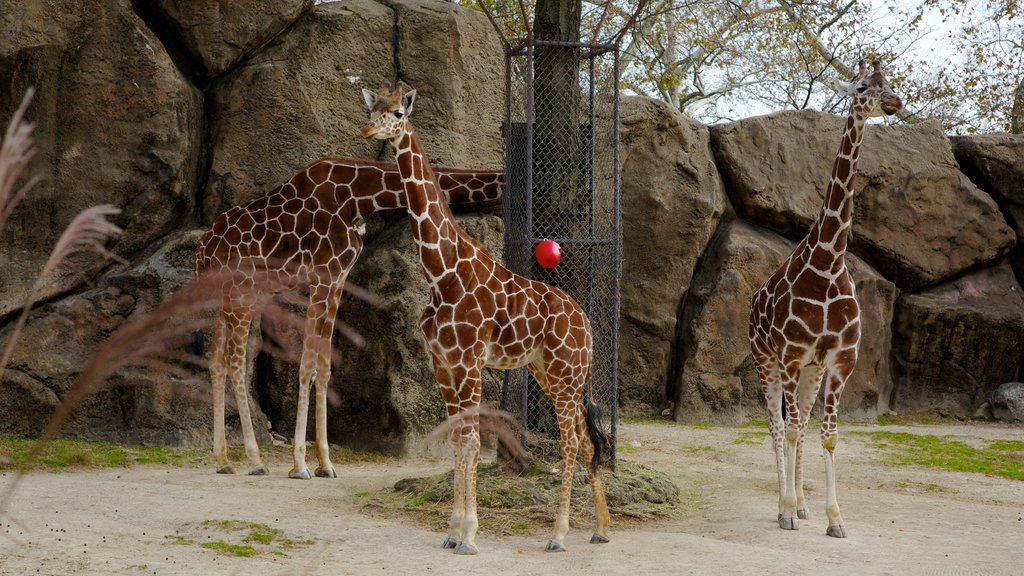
xmin=833 ymin=58 xmax=903 ymax=119
xmin=360 ymin=86 xmax=416 ymax=141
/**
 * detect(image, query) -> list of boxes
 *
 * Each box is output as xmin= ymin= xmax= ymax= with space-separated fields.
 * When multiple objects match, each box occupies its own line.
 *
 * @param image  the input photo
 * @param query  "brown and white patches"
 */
xmin=748 ymin=59 xmax=902 ymax=539
xmin=195 ymin=154 xmax=503 ymax=479
xmin=363 ymin=85 xmax=608 ymax=555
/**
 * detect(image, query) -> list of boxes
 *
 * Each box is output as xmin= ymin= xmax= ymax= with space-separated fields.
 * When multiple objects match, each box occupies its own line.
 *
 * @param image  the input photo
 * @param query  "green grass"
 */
xmin=733 ymin=431 xmax=769 ymax=445
xmin=168 ymin=519 xmax=312 ymax=558
xmin=0 ymin=438 xmax=203 ymax=470
xmin=854 ymin=431 xmax=1024 ymax=481
xmin=200 ymin=541 xmax=257 ymax=557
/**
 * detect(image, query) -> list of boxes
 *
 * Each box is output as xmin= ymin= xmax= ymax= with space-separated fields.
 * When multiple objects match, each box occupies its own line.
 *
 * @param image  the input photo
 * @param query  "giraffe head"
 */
xmin=360 ymin=85 xmax=416 ymax=141
xmin=831 ymin=58 xmax=902 ymax=118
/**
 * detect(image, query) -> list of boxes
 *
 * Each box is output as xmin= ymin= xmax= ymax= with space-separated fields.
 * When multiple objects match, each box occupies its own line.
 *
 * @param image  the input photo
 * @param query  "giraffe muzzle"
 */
xmin=360 ymin=123 xmax=377 ymax=138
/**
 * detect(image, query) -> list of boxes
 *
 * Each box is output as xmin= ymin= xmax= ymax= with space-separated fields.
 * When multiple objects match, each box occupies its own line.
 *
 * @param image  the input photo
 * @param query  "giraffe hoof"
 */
xmin=797 ymin=509 xmax=809 ymax=520
xmin=778 ymin=516 xmax=799 ymax=530
xmin=248 ymin=466 xmax=268 ymax=476
xmin=544 ymin=540 xmax=566 ymax=553
xmin=826 ymin=525 xmax=848 ymax=538
xmin=216 ymin=466 xmax=235 ymax=475
xmin=288 ymin=468 xmax=311 ymax=480
xmin=590 ymin=533 xmax=610 ymax=544
xmin=454 ymin=542 xmax=478 ymax=555
xmin=441 ymin=537 xmax=458 ymax=549
xmin=314 ymin=466 xmax=336 ymax=478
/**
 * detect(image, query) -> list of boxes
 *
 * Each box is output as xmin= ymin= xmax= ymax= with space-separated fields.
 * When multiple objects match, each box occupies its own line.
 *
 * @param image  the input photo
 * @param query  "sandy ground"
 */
xmin=1 ymin=420 xmax=1022 ymax=576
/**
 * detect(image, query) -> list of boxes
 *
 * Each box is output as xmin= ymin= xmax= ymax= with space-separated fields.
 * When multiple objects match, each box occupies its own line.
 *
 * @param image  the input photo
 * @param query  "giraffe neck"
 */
xmin=808 ymin=110 xmax=867 ymax=260
xmin=391 ymin=128 xmax=459 ymax=280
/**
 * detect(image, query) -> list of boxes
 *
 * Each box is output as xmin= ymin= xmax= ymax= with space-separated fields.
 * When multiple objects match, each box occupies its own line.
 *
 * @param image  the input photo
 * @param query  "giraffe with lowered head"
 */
xmin=749 ymin=58 xmax=902 ymax=537
xmin=361 ymin=84 xmax=610 ymax=555
xmin=195 ymin=156 xmax=503 ymax=479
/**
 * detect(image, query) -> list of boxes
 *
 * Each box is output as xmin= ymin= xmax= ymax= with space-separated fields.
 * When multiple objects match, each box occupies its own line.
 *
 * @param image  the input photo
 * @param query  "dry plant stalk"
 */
xmin=422 ymin=404 xmax=531 ymax=470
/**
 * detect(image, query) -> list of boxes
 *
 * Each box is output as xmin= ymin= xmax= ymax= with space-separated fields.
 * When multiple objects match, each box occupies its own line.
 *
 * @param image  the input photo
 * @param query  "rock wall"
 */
xmin=1 ymin=0 xmax=1021 ymax=450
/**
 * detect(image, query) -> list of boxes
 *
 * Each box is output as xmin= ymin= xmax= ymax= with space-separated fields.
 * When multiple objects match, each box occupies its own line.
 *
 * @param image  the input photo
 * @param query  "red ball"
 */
xmin=535 ymin=239 xmax=562 ymax=269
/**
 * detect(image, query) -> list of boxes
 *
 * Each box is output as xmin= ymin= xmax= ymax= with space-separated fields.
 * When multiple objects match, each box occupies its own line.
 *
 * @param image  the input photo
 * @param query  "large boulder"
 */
xmin=257 ymin=214 xmax=505 ymax=454
xmin=204 ymin=0 xmax=504 ymax=220
xmin=616 ymin=96 xmax=727 ymax=414
xmin=0 ymin=0 xmax=202 ymax=316
xmin=950 ymin=134 xmax=1024 ymax=285
xmin=891 ymin=263 xmax=1024 ymax=416
xmin=710 ymin=111 xmax=1015 ymax=290
xmin=204 ymin=0 xmax=395 ymax=219
xmin=383 ymin=0 xmax=504 ymax=170
xmin=990 ymin=382 xmax=1024 ymax=422
xmin=137 ymin=0 xmax=312 ymax=79
xmin=672 ymin=220 xmax=898 ymax=422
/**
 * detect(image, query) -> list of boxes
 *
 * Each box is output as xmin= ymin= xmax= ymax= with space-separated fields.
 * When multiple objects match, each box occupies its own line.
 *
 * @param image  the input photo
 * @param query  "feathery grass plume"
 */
xmin=422 ymin=404 xmax=531 ymax=471
xmin=0 ymin=269 xmax=317 ymax=516
xmin=0 ymin=87 xmax=40 ymax=234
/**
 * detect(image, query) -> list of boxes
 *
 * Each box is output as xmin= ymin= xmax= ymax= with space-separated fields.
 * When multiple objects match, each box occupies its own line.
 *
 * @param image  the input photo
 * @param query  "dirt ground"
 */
xmin=1 ymin=420 xmax=1022 ymax=576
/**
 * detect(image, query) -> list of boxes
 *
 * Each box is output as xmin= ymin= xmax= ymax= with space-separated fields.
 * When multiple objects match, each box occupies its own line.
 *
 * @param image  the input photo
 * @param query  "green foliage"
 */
xmin=200 ymin=541 xmax=257 ymax=557
xmin=168 ymin=519 xmax=311 ymax=558
xmin=0 ymin=438 xmax=202 ymax=470
xmin=855 ymin=431 xmax=1024 ymax=481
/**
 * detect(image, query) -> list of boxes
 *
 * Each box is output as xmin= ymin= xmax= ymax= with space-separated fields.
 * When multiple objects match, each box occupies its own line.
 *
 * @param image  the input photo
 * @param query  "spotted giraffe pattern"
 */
xmin=749 ymin=59 xmax=902 ymax=538
xmin=195 ymin=156 xmax=503 ymax=479
xmin=361 ymin=85 xmax=610 ymax=555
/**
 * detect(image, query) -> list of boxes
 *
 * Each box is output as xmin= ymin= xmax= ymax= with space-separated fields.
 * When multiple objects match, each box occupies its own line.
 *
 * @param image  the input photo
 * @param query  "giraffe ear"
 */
xmin=402 ymin=89 xmax=417 ymax=115
xmin=361 ymin=88 xmax=377 ymax=111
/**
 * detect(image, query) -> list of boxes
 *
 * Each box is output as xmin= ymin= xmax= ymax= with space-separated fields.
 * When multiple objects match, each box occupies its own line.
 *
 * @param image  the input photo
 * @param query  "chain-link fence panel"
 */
xmin=500 ymin=41 xmax=621 ymax=467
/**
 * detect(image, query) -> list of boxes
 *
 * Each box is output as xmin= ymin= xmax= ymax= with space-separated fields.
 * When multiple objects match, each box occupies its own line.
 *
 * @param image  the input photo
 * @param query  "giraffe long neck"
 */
xmin=391 ymin=128 xmax=459 ymax=280
xmin=808 ymin=111 xmax=867 ymax=260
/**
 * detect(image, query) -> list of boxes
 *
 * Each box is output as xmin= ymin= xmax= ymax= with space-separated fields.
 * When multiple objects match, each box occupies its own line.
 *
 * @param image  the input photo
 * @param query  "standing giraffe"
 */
xmin=195 ymin=157 xmax=503 ymax=479
xmin=361 ymin=85 xmax=610 ymax=554
xmin=749 ymin=59 xmax=902 ymax=538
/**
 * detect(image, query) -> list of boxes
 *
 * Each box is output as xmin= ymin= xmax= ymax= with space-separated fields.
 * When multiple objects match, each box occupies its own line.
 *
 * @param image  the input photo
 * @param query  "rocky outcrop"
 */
xmin=204 ymin=0 xmax=503 ymax=220
xmin=0 ymin=0 xmax=202 ymax=316
xmin=0 ymin=0 xmax=503 ymax=447
xmin=951 ymin=134 xmax=1024 ymax=286
xmin=711 ymin=111 xmax=1015 ymax=290
xmin=617 ymin=96 xmax=727 ymax=414
xmin=892 ymin=264 xmax=1024 ymax=415
xmin=991 ymin=382 xmax=1024 ymax=422
xmin=139 ymin=0 xmax=313 ymax=79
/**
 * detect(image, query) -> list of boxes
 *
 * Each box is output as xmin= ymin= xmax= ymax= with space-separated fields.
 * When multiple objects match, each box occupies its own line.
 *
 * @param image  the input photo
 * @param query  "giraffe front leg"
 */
xmin=756 ymin=358 xmax=788 ymax=525
xmin=289 ymin=312 xmax=322 ymax=480
xmin=211 ymin=316 xmax=232 ymax=473
xmin=778 ymin=364 xmax=802 ymax=530
xmin=795 ymin=365 xmax=825 ymax=520
xmin=455 ymin=425 xmax=481 ymax=556
xmin=313 ymin=286 xmax=342 ymax=479
xmin=821 ymin=361 xmax=853 ymax=538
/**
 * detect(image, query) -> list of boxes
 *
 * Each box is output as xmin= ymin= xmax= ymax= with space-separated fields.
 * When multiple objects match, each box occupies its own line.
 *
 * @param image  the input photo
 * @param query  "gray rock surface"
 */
xmin=990 ymin=382 xmax=1024 ymax=422
xmin=617 ymin=96 xmax=727 ymax=414
xmin=892 ymin=264 xmax=1024 ymax=415
xmin=711 ymin=111 xmax=1015 ymax=290
xmin=0 ymin=0 xmax=202 ymax=316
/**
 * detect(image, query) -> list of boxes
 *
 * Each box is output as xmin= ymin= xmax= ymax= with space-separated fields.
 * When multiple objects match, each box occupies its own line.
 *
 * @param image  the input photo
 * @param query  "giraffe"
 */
xmin=360 ymin=85 xmax=610 ymax=555
xmin=195 ymin=156 xmax=503 ymax=479
xmin=748 ymin=58 xmax=902 ymax=537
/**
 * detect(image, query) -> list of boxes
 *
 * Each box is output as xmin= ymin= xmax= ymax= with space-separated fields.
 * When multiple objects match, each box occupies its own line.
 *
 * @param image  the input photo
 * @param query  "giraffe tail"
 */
xmin=583 ymin=397 xmax=611 ymax=473
xmin=189 ymin=329 xmax=205 ymax=360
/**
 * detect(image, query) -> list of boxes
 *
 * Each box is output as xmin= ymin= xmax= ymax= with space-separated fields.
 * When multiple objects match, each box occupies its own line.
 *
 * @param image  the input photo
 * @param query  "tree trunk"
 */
xmin=533 ymin=0 xmax=582 ymax=241
xmin=1011 ymin=75 xmax=1023 ymax=134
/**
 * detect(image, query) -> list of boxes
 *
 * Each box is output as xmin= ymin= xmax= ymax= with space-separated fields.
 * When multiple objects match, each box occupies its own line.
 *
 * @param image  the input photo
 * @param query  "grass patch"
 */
xmin=619 ymin=416 xmax=677 ymax=426
xmin=687 ymin=422 xmax=713 ymax=430
xmin=854 ymin=431 xmax=1024 ymax=481
xmin=0 ymin=439 xmax=204 ymax=471
xmin=200 ymin=541 xmax=256 ymax=557
xmin=360 ymin=459 xmax=682 ymax=535
xmin=733 ymin=431 xmax=769 ymax=445
xmin=169 ymin=519 xmax=311 ymax=558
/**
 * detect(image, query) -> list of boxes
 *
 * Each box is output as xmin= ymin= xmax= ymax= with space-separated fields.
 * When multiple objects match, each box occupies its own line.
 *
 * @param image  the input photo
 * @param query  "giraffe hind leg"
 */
xmin=795 ymin=364 xmax=825 ymax=520
xmin=210 ymin=314 xmax=232 ymax=474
